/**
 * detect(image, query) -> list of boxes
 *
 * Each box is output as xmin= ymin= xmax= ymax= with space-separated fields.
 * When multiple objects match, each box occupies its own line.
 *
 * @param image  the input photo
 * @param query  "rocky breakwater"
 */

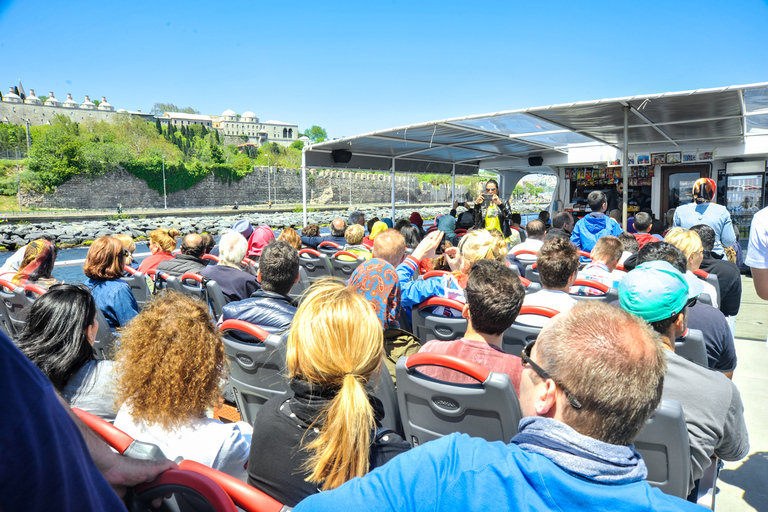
xmin=0 ymin=206 xmax=452 ymax=250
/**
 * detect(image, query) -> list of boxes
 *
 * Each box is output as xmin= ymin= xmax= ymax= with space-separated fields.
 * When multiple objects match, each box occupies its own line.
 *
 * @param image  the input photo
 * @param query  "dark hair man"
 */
xmin=520 ymin=237 xmax=579 ymax=326
xmin=156 ymin=233 xmax=206 ymax=277
xmin=689 ymin=224 xmax=742 ymax=321
xmin=348 ymin=211 xmax=365 ymax=229
xmin=418 ymin=260 xmax=525 ymax=389
xmin=570 ymin=190 xmax=623 ymax=255
xmin=606 ymin=179 xmax=624 ymax=212
xmin=619 ymin=260 xmax=749 ymax=494
xmin=473 ymin=179 xmax=513 ymax=238
xmin=509 ymin=212 xmax=527 ymax=242
xmin=544 ymin=211 xmax=574 ymax=241
xmin=292 ymin=301 xmax=702 ymax=512
xmin=636 ymin=242 xmax=738 ymax=378
xmin=222 ymin=241 xmax=300 ymax=338
xmin=300 ymin=218 xmax=348 ymax=249
xmin=510 ymin=219 xmax=546 ymax=265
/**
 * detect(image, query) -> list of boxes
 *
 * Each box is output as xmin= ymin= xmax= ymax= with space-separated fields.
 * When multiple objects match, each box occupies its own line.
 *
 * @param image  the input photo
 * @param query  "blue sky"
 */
xmin=1 ymin=0 xmax=767 ymax=139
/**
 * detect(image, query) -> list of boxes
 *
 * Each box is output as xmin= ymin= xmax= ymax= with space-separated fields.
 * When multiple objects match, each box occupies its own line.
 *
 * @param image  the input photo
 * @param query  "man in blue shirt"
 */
xmin=293 ymin=301 xmax=701 ymax=512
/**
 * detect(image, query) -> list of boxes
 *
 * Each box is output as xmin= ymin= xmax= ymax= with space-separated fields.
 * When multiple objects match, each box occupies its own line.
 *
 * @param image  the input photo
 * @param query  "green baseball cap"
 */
xmin=618 ymin=260 xmax=703 ymax=323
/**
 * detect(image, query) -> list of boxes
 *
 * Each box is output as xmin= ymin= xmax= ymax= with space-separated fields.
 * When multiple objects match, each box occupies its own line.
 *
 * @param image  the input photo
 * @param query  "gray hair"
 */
xmin=218 ymin=230 xmax=247 ymax=266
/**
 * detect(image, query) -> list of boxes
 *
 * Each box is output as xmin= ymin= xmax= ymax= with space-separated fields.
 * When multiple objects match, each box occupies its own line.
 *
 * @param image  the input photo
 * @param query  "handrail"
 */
xmin=0 ymin=278 xmax=17 ymax=292
xmin=202 ymin=254 xmax=219 ymax=263
xmin=332 ymin=250 xmax=362 ymax=260
xmin=578 ymin=251 xmax=592 ymax=260
xmin=318 ymin=241 xmax=341 ymax=249
xmin=298 ymin=248 xmax=322 ymax=257
xmin=692 ymin=269 xmax=709 ymax=279
xmin=518 ymin=305 xmax=559 ymax=318
xmin=422 ymin=270 xmax=449 ymax=279
xmin=570 ymin=278 xmax=610 ymax=293
xmin=220 ymin=319 xmax=270 ymax=342
xmin=405 ymin=352 xmax=490 ymax=383
xmin=417 ymin=296 xmax=465 ymax=311
xmin=24 ymin=283 xmax=48 ymax=297
xmin=519 ymin=276 xmax=532 ymax=287
xmin=73 ymin=407 xmax=134 ymax=454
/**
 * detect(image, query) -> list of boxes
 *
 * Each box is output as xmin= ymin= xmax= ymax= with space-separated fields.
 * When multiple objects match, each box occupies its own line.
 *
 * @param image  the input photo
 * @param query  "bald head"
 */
xmin=181 ymin=233 xmax=205 ymax=258
xmin=532 ymin=301 xmax=666 ymax=446
xmin=330 ymin=218 xmax=347 ymax=237
xmin=372 ymin=229 xmax=406 ymax=267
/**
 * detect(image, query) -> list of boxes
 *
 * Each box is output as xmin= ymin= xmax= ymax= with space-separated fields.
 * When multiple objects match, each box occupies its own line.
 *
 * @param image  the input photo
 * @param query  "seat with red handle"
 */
xmin=316 ymin=240 xmax=341 ymax=258
xmin=674 ymin=328 xmax=708 ymax=368
xmin=73 ymin=408 xmax=237 ymax=512
xmin=518 ymin=275 xmax=541 ymax=294
xmin=395 ymin=353 xmax=522 ymax=446
xmin=412 ymin=297 xmax=468 ymax=343
xmin=202 ymin=254 xmax=220 ymax=265
xmin=692 ymin=268 xmax=720 ymax=306
xmin=578 ymin=250 xmax=592 ymax=261
xmin=501 ymin=305 xmax=559 ymax=357
xmin=421 ymin=270 xmax=449 ymax=280
xmin=297 ymin=248 xmax=332 ymax=282
xmin=219 ymin=319 xmax=288 ymax=425
xmin=330 ymin=251 xmax=365 ymax=280
xmin=178 ymin=273 xmax=227 ymax=320
xmin=123 ymin=266 xmax=151 ymax=309
xmin=568 ymin=279 xmax=619 ymax=304
xmin=524 ymin=263 xmax=540 ymax=284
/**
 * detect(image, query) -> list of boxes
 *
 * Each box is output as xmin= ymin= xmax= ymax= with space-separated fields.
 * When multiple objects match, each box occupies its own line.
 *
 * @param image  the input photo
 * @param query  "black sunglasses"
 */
xmin=485 ymin=187 xmax=497 ymax=192
xmin=521 ymin=340 xmax=582 ymax=410
xmin=686 ymin=297 xmax=698 ymax=308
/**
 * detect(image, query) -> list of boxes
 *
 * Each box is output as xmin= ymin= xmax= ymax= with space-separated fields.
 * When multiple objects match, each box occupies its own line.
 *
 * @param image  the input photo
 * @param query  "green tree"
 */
xmin=155 ymin=118 xmax=163 ymax=135
xmin=302 ymin=125 xmax=327 ymax=143
xmin=290 ymin=140 xmax=304 ymax=150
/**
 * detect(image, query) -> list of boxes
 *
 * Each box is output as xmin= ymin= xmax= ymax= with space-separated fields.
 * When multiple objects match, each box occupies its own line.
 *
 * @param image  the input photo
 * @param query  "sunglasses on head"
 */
xmin=521 ymin=340 xmax=582 ymax=410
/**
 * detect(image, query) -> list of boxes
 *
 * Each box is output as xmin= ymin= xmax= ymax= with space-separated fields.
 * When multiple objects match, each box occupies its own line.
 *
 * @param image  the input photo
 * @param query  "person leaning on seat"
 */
xmin=292 ymin=301 xmax=703 ymax=512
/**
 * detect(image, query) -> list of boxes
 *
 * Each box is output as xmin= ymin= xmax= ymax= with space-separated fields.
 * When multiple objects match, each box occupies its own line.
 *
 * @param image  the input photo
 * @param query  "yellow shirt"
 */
xmin=484 ymin=204 xmax=502 ymax=233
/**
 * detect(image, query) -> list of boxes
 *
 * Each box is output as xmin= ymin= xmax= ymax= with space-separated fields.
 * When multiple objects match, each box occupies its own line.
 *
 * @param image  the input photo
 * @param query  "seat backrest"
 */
xmin=0 ymin=279 xmax=34 ymax=336
xmin=368 ymin=364 xmax=403 ymax=437
xmin=92 ymin=306 xmax=117 ymax=360
xmin=412 ymin=297 xmax=467 ymax=343
xmin=160 ymin=273 xmax=183 ymax=294
xmin=205 ymin=280 xmax=228 ymax=319
xmin=698 ymin=293 xmax=713 ymax=306
xmin=675 ymin=328 xmax=708 ymax=367
xmin=317 ymin=240 xmax=341 ymax=257
xmin=634 ymin=399 xmax=691 ymax=499
xmin=578 ymin=250 xmax=592 ymax=261
xmin=131 ymin=469 xmax=237 ymax=512
xmin=0 ymin=280 xmax=19 ymax=336
xmin=298 ymin=249 xmax=333 ymax=282
xmin=396 ymin=353 xmax=522 ymax=446
xmin=220 ymin=319 xmax=288 ymax=425
xmin=202 ymin=254 xmax=220 ymax=265
xmin=524 ymin=264 xmax=540 ymax=284
xmin=693 ymin=269 xmax=721 ymax=304
xmin=177 ymin=273 xmax=228 ymax=320
xmin=330 ymin=251 xmax=365 ymax=280
xmin=501 ymin=305 xmax=558 ymax=356
xmin=288 ymin=266 xmax=311 ymax=302
xmin=569 ymin=279 xmax=619 ymax=303
xmin=122 ymin=268 xmax=150 ymax=309
xmin=518 ymin=276 xmax=541 ymax=294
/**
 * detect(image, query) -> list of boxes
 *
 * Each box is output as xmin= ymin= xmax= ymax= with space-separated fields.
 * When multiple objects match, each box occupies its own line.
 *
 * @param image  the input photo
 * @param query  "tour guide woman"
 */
xmin=473 ymin=179 xmax=513 ymax=238
xmin=673 ymin=177 xmax=736 ymax=256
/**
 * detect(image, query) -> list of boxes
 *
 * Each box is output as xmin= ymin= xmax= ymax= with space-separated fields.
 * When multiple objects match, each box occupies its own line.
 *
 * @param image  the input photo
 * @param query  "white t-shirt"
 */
xmin=746 ymin=206 xmax=768 ymax=269
xmin=512 ymin=239 xmax=544 ymax=265
xmin=519 ymin=289 xmax=577 ymax=327
xmin=115 ymin=407 xmax=253 ymax=481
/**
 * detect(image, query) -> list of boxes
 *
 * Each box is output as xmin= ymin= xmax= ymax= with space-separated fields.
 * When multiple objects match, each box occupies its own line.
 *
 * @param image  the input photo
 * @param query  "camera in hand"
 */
xmin=483 ymin=193 xmax=493 ymax=206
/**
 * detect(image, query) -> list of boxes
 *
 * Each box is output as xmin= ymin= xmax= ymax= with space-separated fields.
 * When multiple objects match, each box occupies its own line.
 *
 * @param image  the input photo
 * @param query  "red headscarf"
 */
xmin=409 ymin=212 xmax=424 ymax=228
xmin=247 ymin=225 xmax=276 ymax=257
xmin=692 ymin=178 xmax=716 ymax=204
xmin=12 ymin=239 xmax=58 ymax=286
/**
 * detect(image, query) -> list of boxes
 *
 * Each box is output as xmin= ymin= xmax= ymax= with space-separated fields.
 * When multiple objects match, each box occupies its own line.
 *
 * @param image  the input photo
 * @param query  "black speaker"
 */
xmin=528 ymin=156 xmax=543 ymax=167
xmin=332 ymin=149 xmax=352 ymax=164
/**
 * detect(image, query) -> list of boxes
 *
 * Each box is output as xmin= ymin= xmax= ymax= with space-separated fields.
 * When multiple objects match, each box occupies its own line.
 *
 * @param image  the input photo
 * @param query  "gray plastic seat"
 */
xmin=0 ymin=280 xmax=21 ymax=336
xmin=177 ymin=273 xmax=227 ymax=319
xmin=501 ymin=305 xmax=559 ymax=357
xmin=396 ymin=352 xmax=522 ymax=446
xmin=122 ymin=268 xmax=150 ymax=310
xmin=92 ymin=306 xmax=117 ymax=360
xmin=288 ymin=266 xmax=311 ymax=302
xmin=412 ymin=297 xmax=467 ymax=343
xmin=369 ymin=364 xmax=403 ymax=437
xmin=317 ymin=241 xmax=342 ymax=258
xmin=298 ymin=248 xmax=333 ymax=282
xmin=0 ymin=279 xmax=33 ymax=335
xmin=524 ymin=264 xmax=540 ymax=284
xmin=330 ymin=251 xmax=366 ymax=280
xmin=569 ymin=279 xmax=619 ymax=303
xmin=694 ymin=270 xmax=721 ymax=305
xmin=675 ymin=328 xmax=708 ymax=367
xmin=634 ymin=399 xmax=691 ymax=499
xmin=220 ymin=319 xmax=289 ymax=425
xmin=519 ymin=276 xmax=541 ymax=294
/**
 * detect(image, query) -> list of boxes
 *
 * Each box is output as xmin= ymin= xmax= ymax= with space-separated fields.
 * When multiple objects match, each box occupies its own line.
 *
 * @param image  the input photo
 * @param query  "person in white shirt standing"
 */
xmin=746 ymin=205 xmax=768 ymax=345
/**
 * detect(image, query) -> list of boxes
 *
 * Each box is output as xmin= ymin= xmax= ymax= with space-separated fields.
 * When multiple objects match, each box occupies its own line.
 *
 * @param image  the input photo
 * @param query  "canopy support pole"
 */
xmin=451 ymin=164 xmax=456 ymax=205
xmin=391 ymin=159 xmax=396 ymax=223
xmin=622 ymin=106 xmax=629 ymax=231
xmin=301 ymin=147 xmax=308 ymax=227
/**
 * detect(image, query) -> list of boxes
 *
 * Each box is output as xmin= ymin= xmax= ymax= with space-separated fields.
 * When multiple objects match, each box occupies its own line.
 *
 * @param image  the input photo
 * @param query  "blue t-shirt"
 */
xmin=0 ymin=331 xmax=124 ymax=511
xmin=84 ymin=277 xmax=139 ymax=330
xmin=293 ymin=433 xmax=701 ymax=512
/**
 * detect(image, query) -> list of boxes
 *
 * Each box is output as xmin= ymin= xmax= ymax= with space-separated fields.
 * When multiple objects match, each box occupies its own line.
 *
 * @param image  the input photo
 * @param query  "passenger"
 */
xmin=690 ymin=224 xmax=742 ymax=324
xmin=277 ymin=227 xmax=302 ymax=250
xmin=443 ymin=229 xmax=507 ymax=292
xmin=543 ymin=211 xmax=574 ymax=241
xmin=201 ymin=233 xmax=216 ymax=255
xmin=156 ymin=233 xmax=207 ymax=278
xmin=11 ymin=238 xmax=58 ymax=288
xmin=200 ymin=230 xmax=260 ymax=303
xmin=0 ymin=244 xmax=26 ymax=281
xmin=509 ymin=212 xmax=527 ymax=242
xmin=15 ymin=284 xmax=117 ymax=422
xmin=393 ymin=218 xmax=411 ymax=232
xmin=348 ymin=258 xmax=420 ymax=382
xmin=608 ymin=208 xmax=622 ymax=225
xmin=365 ymin=216 xmax=380 ymax=235
xmin=674 ymin=178 xmax=736 ymax=256
xmin=301 ymin=223 xmax=320 ymax=238
xmin=113 ymin=234 xmax=138 ymax=270
xmin=519 ymin=237 xmax=578 ymax=327
xmin=362 ymin=220 xmax=388 ymax=249
xmin=635 ymin=242 xmax=738 ymax=378
xmin=570 ymin=190 xmax=623 ymax=255
xmin=83 ymin=236 xmax=139 ymax=331
xmin=382 ymin=218 xmax=394 ymax=228
xmin=510 ymin=219 xmax=545 ymax=265
xmin=631 ymin=211 xmax=659 ymax=249
xmin=665 ymin=227 xmax=719 ymax=308
xmin=301 ymin=218 xmax=347 ymax=249
xmin=619 ymin=261 xmax=749 ymax=493
xmin=473 ymin=179 xmax=513 ymax=238
xmin=746 ymin=205 xmax=768 ymax=300
xmin=343 ymin=224 xmax=372 ymax=259
xmin=409 ymin=211 xmax=426 ymax=237
xmin=399 ymin=223 xmax=422 ymax=251
xmin=292 ymin=301 xmax=702 ymax=512
xmin=538 ymin=210 xmax=551 ymax=227
xmin=418 ymin=259 xmax=525 ymax=392
xmin=137 ymin=227 xmax=179 ymax=273
xmin=222 ymin=241 xmax=299 ymax=338
xmin=437 ymin=212 xmax=458 ymax=246
xmin=114 ymin=292 xmax=252 ymax=481
xmin=209 ymin=220 xmax=253 ymax=257
xmin=605 ymin=179 xmax=624 ymax=211
xmin=571 ymin=236 xmax=625 ymax=294
xmin=348 ymin=210 xmax=366 ymax=229
xmin=618 ymin=231 xmax=639 ymax=266
xmin=246 ymin=280 xmax=410 ymax=507
xmin=246 ymin=224 xmax=276 ymax=258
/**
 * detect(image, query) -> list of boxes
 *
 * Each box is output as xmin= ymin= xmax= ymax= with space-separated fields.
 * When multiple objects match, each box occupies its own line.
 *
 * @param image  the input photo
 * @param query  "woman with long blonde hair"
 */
xmin=246 ymin=279 xmax=409 ymax=507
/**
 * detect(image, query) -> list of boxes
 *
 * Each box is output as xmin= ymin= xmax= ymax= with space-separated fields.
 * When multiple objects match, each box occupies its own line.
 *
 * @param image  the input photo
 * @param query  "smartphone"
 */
xmin=483 ymin=193 xmax=493 ymax=206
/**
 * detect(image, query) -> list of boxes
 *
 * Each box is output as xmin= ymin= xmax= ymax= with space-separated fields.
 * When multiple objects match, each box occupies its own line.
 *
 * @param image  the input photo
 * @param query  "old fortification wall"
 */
xmin=20 ymin=167 xmax=472 ymax=209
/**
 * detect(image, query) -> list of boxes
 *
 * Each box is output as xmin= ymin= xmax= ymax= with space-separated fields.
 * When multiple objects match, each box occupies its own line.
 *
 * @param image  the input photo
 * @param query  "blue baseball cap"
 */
xmin=618 ymin=260 xmax=703 ymax=323
xmin=230 ymin=220 xmax=254 ymax=239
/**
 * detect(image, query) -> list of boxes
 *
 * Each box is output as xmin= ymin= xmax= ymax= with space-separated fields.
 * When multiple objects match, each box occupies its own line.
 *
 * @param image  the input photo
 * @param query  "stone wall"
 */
xmin=20 ymin=167 xmax=471 ymax=209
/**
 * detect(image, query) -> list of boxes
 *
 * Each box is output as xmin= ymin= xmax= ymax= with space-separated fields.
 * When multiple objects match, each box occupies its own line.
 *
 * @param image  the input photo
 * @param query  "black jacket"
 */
xmin=473 ymin=200 xmax=512 ymax=237
xmin=544 ymin=227 xmax=571 ymax=241
xmin=156 ymin=254 xmax=206 ymax=278
xmin=221 ymin=290 xmax=296 ymax=341
xmin=699 ymin=251 xmax=742 ymax=317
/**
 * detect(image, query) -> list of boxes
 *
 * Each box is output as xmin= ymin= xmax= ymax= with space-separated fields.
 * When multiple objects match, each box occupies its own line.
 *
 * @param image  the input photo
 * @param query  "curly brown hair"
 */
xmin=115 ymin=291 xmax=226 ymax=430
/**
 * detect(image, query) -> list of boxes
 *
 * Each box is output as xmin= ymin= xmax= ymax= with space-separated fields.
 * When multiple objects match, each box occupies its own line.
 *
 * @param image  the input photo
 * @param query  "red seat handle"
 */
xmin=220 ymin=319 xmax=270 ymax=342
xmin=332 ymin=250 xmax=361 ymax=260
xmin=73 ymin=407 xmax=134 ymax=454
xmin=298 ymin=248 xmax=322 ymax=257
xmin=417 ymin=296 xmax=465 ymax=311
xmin=518 ymin=305 xmax=560 ymax=318
xmin=571 ymin=279 xmax=610 ymax=293
xmin=405 ymin=353 xmax=490 ymax=383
